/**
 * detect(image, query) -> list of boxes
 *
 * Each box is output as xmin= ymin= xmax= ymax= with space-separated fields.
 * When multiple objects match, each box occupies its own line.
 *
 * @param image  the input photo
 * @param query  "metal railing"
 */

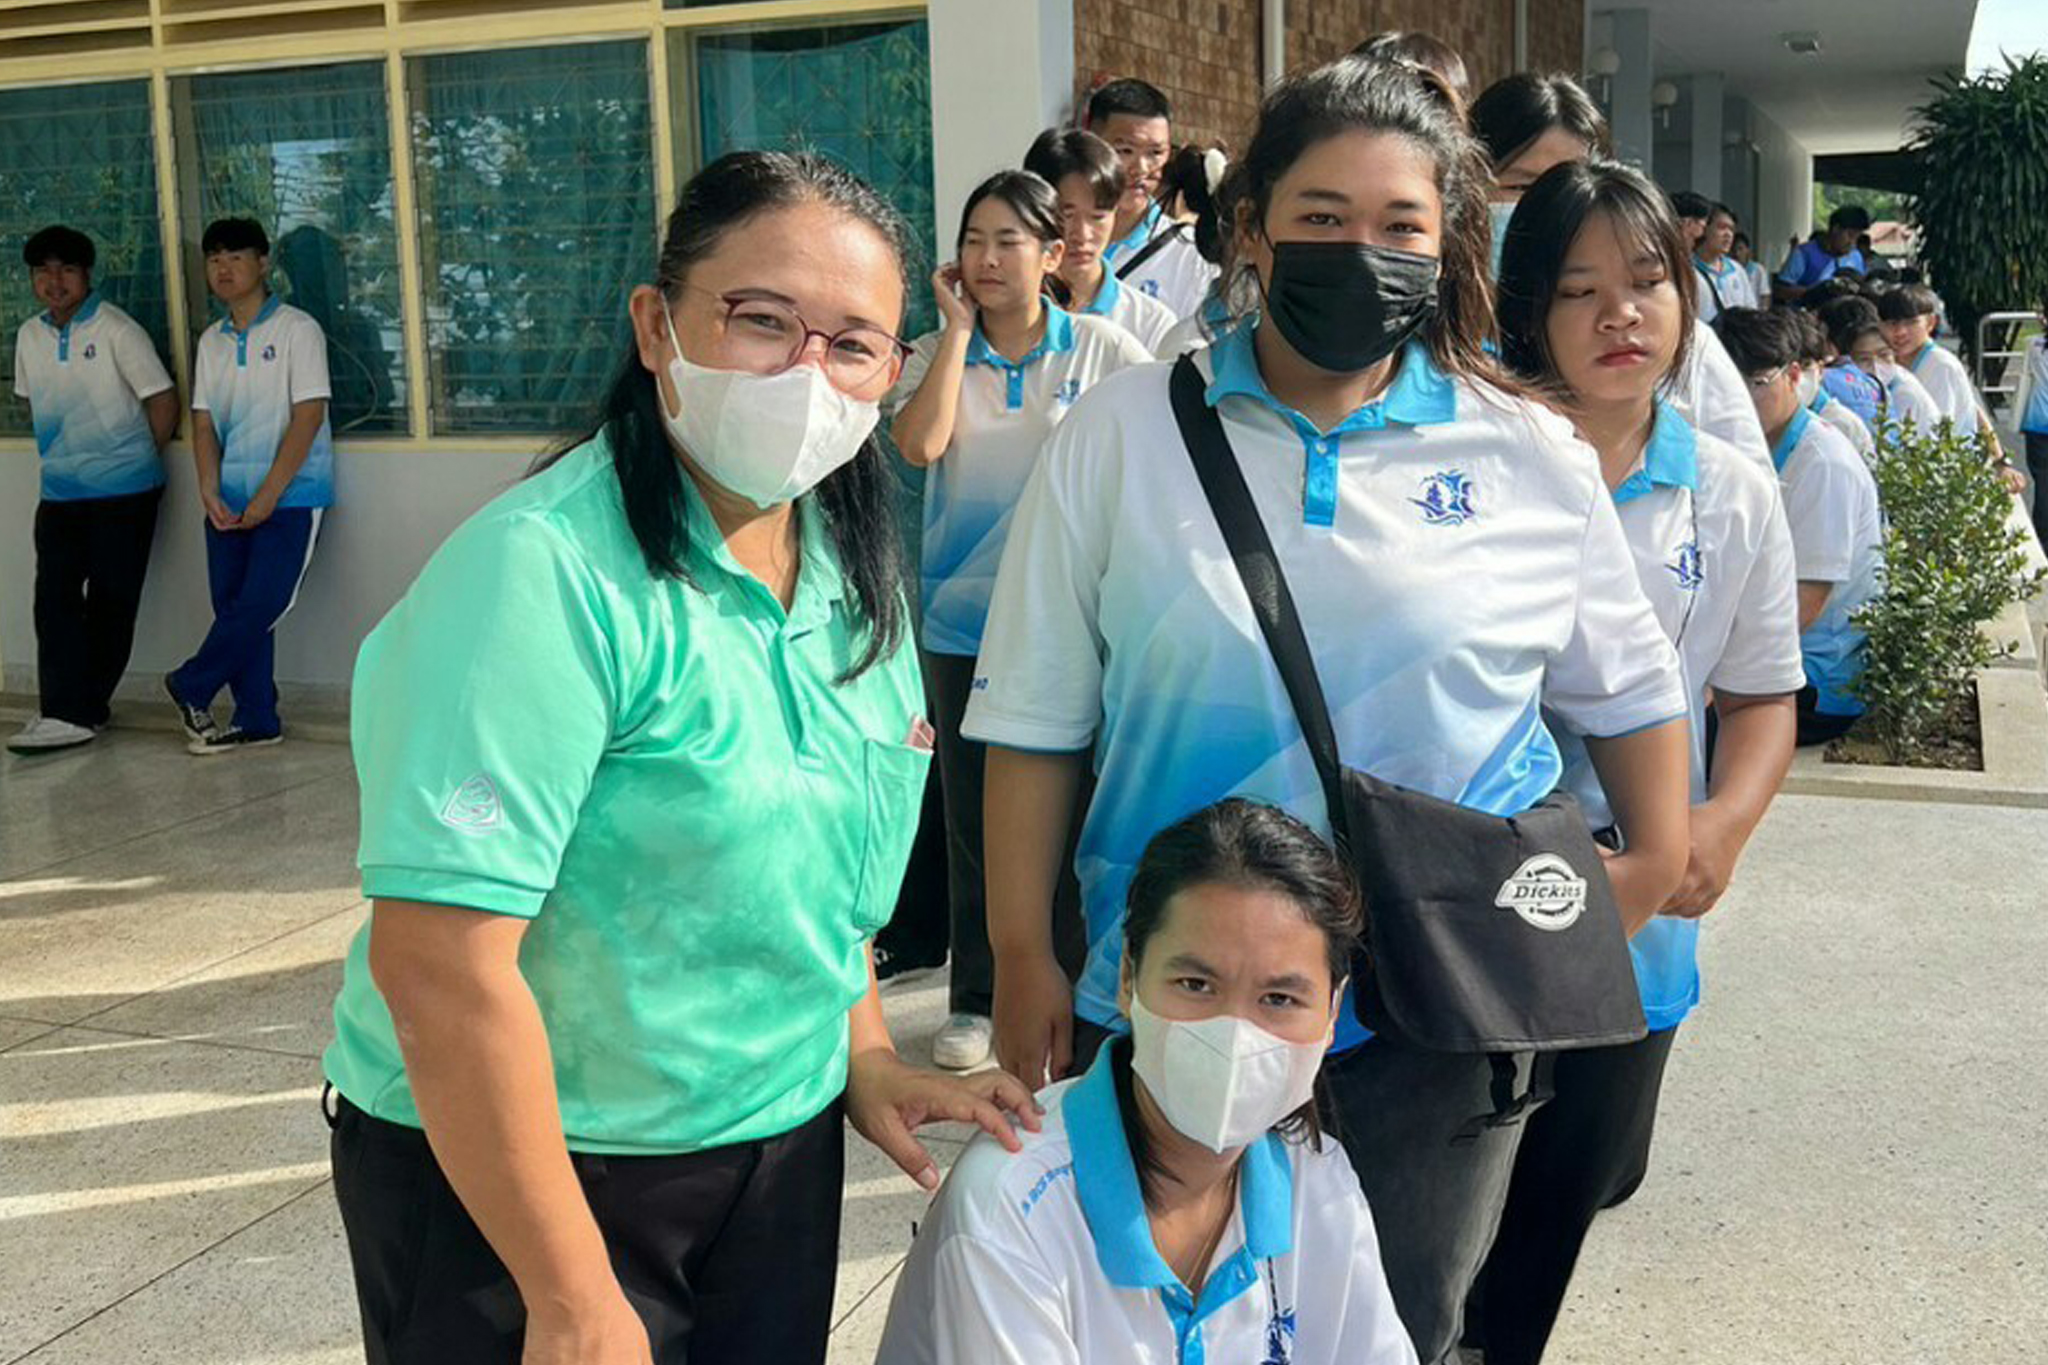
xmin=1975 ymin=311 xmax=2038 ymax=403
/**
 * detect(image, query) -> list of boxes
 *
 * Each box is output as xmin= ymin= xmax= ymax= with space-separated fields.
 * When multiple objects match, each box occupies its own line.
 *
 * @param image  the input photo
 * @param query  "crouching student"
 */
xmin=1717 ymin=307 xmax=1884 ymax=746
xmin=1468 ymin=163 xmax=1803 ymax=1365
xmin=879 ymin=799 xmax=1418 ymax=1365
xmin=1790 ymin=308 xmax=1876 ymax=462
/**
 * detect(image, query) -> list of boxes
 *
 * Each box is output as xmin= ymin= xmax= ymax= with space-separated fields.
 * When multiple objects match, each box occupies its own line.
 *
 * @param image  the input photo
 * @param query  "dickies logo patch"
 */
xmin=1411 ymin=469 xmax=1478 ymax=526
xmin=439 ymin=772 xmax=503 ymax=834
xmin=1495 ymin=853 xmax=1588 ymax=931
xmin=1668 ymin=539 xmax=1704 ymax=592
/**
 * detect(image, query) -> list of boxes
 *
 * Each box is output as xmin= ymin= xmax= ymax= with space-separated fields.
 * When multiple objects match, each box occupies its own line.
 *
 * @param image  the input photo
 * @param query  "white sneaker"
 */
xmin=931 ymin=1013 xmax=994 ymax=1071
xmin=7 ymin=716 xmax=99 ymax=754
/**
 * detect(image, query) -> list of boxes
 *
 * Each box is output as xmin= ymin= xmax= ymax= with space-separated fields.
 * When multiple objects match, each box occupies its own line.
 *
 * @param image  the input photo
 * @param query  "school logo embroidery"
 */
xmin=1140 ymin=279 xmax=1162 ymax=298
xmin=1261 ymin=1304 xmax=1297 ymax=1365
xmin=1411 ymin=470 xmax=1478 ymax=526
xmin=438 ymin=772 xmax=504 ymax=835
xmin=1668 ymin=539 xmax=1704 ymax=592
xmin=1054 ymin=378 xmax=1081 ymax=406
xmin=261 ymin=344 xmax=277 ymax=363
xmin=1494 ymin=853 xmax=1588 ymax=931
xmin=81 ymin=343 xmax=97 ymax=360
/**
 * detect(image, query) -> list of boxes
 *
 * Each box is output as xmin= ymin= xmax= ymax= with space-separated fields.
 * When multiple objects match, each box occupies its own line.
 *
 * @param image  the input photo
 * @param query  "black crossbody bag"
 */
xmin=1168 ymin=356 xmax=1647 ymax=1055
xmin=1114 ymin=219 xmax=1190 ymax=281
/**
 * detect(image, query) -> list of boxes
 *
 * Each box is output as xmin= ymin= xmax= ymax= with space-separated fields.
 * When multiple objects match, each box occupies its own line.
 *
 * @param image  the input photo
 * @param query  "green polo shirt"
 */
xmin=323 ymin=435 xmax=929 ymax=1155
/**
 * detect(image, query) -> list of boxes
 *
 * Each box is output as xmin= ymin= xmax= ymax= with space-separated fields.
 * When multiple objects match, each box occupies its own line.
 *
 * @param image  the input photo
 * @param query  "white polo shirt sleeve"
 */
xmin=885 ymin=332 xmax=939 ymax=416
xmin=1542 ymin=464 xmax=1690 ymax=738
xmin=11 ymin=322 xmax=28 ymax=400
xmin=921 ymin=1233 xmax=1081 ymax=1365
xmin=961 ymin=404 xmax=1110 ymax=752
xmin=1672 ymin=318 xmax=1770 ymax=466
xmin=1781 ymin=437 xmax=1859 ymax=584
xmin=108 ymin=309 xmax=173 ymax=402
xmin=191 ymin=336 xmax=219 ymax=416
xmin=287 ymin=311 xmax=333 ymax=404
xmin=1706 ymin=479 xmax=1804 ymax=697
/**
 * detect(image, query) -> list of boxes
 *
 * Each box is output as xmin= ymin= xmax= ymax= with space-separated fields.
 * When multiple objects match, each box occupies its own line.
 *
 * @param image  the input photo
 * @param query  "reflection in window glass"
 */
xmin=179 ymin=62 xmax=407 ymax=436
xmin=410 ymin=41 xmax=656 ymax=437
xmin=691 ymin=18 xmax=937 ymax=337
xmin=0 ymin=80 xmax=169 ymax=439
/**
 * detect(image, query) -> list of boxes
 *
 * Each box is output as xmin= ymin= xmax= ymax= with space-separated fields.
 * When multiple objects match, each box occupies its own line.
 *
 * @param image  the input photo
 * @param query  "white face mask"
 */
xmin=1796 ymin=366 xmax=1823 ymax=408
xmin=660 ymin=311 xmax=880 ymax=509
xmin=1127 ymin=995 xmax=1327 ymax=1154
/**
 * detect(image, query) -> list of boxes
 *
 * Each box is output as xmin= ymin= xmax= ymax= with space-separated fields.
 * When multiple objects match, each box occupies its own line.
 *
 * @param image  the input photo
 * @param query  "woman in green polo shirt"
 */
xmin=322 ymin=151 xmax=1039 ymax=1365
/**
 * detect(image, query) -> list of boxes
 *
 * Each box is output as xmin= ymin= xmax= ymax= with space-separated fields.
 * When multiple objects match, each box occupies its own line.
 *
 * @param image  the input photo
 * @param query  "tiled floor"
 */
xmin=3 ymin=727 xmax=2044 ymax=1363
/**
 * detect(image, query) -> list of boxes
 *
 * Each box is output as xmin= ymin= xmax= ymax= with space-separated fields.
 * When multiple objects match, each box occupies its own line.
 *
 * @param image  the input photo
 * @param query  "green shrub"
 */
xmin=1850 ymin=418 xmax=2044 ymax=763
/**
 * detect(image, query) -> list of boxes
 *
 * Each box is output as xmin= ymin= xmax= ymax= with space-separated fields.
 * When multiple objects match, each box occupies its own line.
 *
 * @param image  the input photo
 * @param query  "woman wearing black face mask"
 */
xmin=970 ymin=57 xmax=1691 ymax=1365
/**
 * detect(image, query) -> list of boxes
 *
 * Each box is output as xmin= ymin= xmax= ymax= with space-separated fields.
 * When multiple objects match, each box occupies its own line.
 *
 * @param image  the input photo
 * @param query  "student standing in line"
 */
xmin=2012 ymin=296 xmax=2048 ymax=548
xmin=8 ymin=225 xmax=178 ymax=755
xmin=1471 ymin=74 xmax=1772 ymax=467
xmin=1717 ymin=307 xmax=1885 ymax=747
xmin=1688 ymin=198 xmax=1756 ymax=323
xmin=879 ymin=799 xmax=1418 ymax=1365
xmin=889 ymin=171 xmax=1151 ymax=1073
xmin=1777 ymin=205 xmax=1870 ymax=304
xmin=324 ymin=151 xmax=1038 ymax=1365
xmin=1467 ymin=164 xmax=1803 ymax=1364
xmin=1812 ymin=298 xmax=1889 ymax=430
xmin=1790 ymin=308 xmax=1877 ymax=462
xmin=1732 ymin=231 xmax=1773 ymax=309
xmin=1819 ymin=294 xmax=1950 ymax=442
xmin=975 ymin=58 xmax=1691 ymax=1365
xmin=1879 ymin=283 xmax=1996 ymax=437
xmin=1085 ymin=78 xmax=1219 ymax=322
xmin=1025 ymin=129 xmax=1179 ymax=356
xmin=164 ymin=218 xmax=332 ymax=756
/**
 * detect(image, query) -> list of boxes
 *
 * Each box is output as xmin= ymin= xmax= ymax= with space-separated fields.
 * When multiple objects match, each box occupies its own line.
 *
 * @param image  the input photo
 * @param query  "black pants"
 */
xmin=1795 ymin=684 xmax=1856 ymax=747
xmin=2026 ymin=431 xmax=2048 ymax=552
xmin=875 ymin=734 xmax=952 ymax=963
xmin=922 ymin=649 xmax=1087 ymax=1014
xmin=1465 ymin=1026 xmax=1680 ymax=1365
xmin=1324 ymin=1039 xmax=1544 ymax=1365
xmin=328 ymin=1094 xmax=844 ymax=1365
xmin=32 ymin=489 xmax=161 ymax=729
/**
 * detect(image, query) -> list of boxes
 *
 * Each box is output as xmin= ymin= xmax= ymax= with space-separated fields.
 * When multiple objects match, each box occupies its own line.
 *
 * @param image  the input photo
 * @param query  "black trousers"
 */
xmin=1795 ymin=684 xmax=1857 ymax=747
xmin=32 ymin=489 xmax=161 ymax=729
xmin=1464 ymin=1026 xmax=1681 ymax=1365
xmin=2026 ymin=431 xmax=2048 ymax=552
xmin=921 ymin=649 xmax=1087 ymax=1014
xmin=328 ymin=1094 xmax=844 ymax=1365
xmin=876 ymin=731 xmax=952 ymax=963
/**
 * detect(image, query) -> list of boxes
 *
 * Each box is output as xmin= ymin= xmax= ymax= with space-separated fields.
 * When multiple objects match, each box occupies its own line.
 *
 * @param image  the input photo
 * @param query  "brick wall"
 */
xmin=1073 ymin=0 xmax=1585 ymax=148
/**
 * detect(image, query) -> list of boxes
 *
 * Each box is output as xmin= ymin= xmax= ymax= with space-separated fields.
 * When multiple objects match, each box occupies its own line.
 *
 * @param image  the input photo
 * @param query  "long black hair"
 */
xmin=1495 ymin=158 xmax=1697 ymax=399
xmin=1113 ymin=798 xmax=1364 ymax=1205
xmin=1469 ymin=72 xmax=1609 ymax=171
xmin=546 ymin=150 xmax=912 ymax=683
xmin=958 ymin=169 xmax=1071 ymax=308
xmin=1232 ymin=55 xmax=1504 ymax=386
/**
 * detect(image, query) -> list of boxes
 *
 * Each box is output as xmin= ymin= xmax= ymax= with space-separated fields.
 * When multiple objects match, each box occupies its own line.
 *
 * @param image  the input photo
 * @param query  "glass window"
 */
xmin=0 ymin=80 xmax=168 ymax=440
xmin=686 ymin=17 xmax=937 ymax=338
xmin=177 ymin=61 xmax=408 ymax=436
xmin=409 ymin=40 xmax=656 ymax=437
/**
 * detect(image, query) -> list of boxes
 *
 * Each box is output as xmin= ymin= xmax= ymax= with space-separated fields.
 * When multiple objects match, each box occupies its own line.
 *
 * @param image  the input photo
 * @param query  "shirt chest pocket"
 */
xmin=850 ymin=737 xmax=932 ymax=934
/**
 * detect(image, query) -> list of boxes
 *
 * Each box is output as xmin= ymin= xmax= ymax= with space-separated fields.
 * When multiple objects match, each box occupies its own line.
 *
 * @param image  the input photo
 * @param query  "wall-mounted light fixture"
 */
xmin=1652 ymin=80 xmax=1679 ymax=129
xmin=1590 ymin=46 xmax=1621 ymax=104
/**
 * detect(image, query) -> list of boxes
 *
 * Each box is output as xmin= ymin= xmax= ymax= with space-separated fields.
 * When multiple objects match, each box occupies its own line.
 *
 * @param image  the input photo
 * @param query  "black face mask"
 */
xmin=1260 ymin=240 xmax=1440 ymax=373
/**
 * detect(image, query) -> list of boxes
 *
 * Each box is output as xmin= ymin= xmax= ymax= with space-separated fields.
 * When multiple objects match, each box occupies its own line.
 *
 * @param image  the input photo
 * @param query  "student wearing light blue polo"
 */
xmin=165 ymin=218 xmax=332 ymax=756
xmin=8 ymin=225 xmax=178 ymax=755
xmin=2015 ymin=297 xmax=2048 ymax=548
xmin=974 ymin=60 xmax=1692 ymax=1365
xmin=1776 ymin=205 xmax=1870 ymax=304
xmin=890 ymin=170 xmax=1150 ymax=1073
xmin=1472 ymin=164 xmax=1802 ymax=1365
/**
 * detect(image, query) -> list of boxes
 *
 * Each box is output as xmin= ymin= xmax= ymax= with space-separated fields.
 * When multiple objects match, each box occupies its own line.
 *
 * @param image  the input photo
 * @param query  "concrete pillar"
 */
xmin=927 ymin=0 xmax=1075 ymax=250
xmin=1607 ymin=8 xmax=1653 ymax=171
xmin=1688 ymin=72 xmax=1725 ymax=200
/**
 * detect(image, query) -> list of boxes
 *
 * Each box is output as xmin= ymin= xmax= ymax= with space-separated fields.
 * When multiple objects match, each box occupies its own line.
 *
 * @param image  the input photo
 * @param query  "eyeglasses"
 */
xmin=1746 ymin=366 xmax=1787 ymax=391
xmin=685 ymin=285 xmax=909 ymax=395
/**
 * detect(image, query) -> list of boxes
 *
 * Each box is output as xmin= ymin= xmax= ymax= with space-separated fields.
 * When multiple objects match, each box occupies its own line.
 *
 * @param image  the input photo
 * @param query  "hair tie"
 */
xmin=1203 ymin=148 xmax=1229 ymax=197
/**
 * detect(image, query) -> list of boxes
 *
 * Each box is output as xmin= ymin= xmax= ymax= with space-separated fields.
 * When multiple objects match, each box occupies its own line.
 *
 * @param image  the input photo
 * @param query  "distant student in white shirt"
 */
xmin=1718 ymin=307 xmax=1885 ymax=746
xmin=1472 ymin=165 xmax=1803 ymax=1365
xmin=1024 ymin=128 xmax=1178 ymax=356
xmin=1879 ymin=283 xmax=1995 ymax=439
xmin=8 ymin=224 xmax=178 ymax=755
xmin=1732 ymin=231 xmax=1772 ymax=309
xmin=881 ymin=798 xmax=1418 ymax=1365
xmin=2012 ymin=298 xmax=2048 ymax=548
xmin=1085 ymin=78 xmax=1219 ymax=320
xmin=1687 ymin=199 xmax=1756 ymax=323
xmin=888 ymin=171 xmax=1149 ymax=1075
xmin=164 ymin=218 xmax=334 ymax=756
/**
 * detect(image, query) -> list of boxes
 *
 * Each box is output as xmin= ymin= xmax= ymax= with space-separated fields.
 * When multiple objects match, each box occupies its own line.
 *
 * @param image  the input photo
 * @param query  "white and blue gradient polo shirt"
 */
xmin=2022 ymin=337 xmax=2048 ymax=436
xmin=1102 ymin=202 xmax=1218 ymax=323
xmin=11 ymin=294 xmax=172 ymax=501
xmin=963 ymin=325 xmax=1688 ymax=1046
xmin=1877 ymin=362 xmax=1943 ymax=441
xmin=1671 ymin=318 xmax=1771 ymax=467
xmin=192 ymin=295 xmax=334 ymax=512
xmin=877 ymin=1046 xmax=1417 ymax=1365
xmin=1905 ymin=341 xmax=1988 ymax=434
xmin=1556 ymin=404 xmax=1802 ymax=1031
xmin=889 ymin=306 xmax=1149 ymax=657
xmin=1811 ymin=388 xmax=1876 ymax=462
xmin=1077 ymin=267 xmax=1178 ymax=357
xmin=1772 ymin=406 xmax=1884 ymax=717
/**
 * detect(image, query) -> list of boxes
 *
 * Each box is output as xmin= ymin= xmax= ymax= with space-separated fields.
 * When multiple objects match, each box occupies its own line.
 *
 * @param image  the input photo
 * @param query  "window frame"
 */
xmin=0 ymin=0 xmax=924 ymax=456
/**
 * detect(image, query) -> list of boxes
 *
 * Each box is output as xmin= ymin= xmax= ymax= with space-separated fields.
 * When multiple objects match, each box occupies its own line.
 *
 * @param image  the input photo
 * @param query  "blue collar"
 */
xmin=1908 ymin=340 xmax=1937 ymax=373
xmin=1067 ymin=1043 xmax=1295 ymax=1297
xmin=1105 ymin=201 xmax=1166 ymax=264
xmin=43 ymin=291 xmax=101 ymax=332
xmin=1613 ymin=401 xmax=1699 ymax=505
xmin=1771 ymin=404 xmax=1814 ymax=473
xmin=1204 ymin=323 xmax=1457 ymax=433
xmin=1080 ymin=269 xmax=1125 ymax=320
xmin=220 ymin=293 xmax=282 ymax=339
xmin=965 ymin=303 xmax=1075 ymax=369
xmin=1807 ymin=389 xmax=1831 ymax=416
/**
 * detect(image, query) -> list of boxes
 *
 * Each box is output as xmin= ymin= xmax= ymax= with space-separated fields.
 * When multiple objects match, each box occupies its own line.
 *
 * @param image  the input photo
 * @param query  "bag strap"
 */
xmin=1166 ymin=354 xmax=1351 ymax=850
xmin=1115 ymin=219 xmax=1189 ymax=281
